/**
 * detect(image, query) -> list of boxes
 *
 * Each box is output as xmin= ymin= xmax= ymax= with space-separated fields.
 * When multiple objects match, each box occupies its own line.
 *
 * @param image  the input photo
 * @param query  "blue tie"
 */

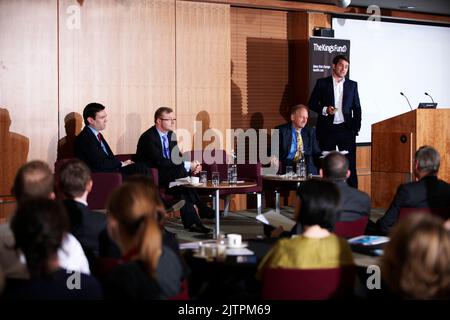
xmin=162 ymin=135 xmax=170 ymax=159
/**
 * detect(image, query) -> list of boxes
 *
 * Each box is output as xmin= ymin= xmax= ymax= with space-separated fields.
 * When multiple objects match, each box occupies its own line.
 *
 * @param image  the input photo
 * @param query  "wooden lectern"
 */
xmin=371 ymin=109 xmax=450 ymax=209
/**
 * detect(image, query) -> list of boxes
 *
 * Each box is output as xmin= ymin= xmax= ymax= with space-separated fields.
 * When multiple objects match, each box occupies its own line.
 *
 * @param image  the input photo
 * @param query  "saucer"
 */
xmin=227 ymin=241 xmax=248 ymax=249
xmin=190 ymin=182 xmax=203 ymax=186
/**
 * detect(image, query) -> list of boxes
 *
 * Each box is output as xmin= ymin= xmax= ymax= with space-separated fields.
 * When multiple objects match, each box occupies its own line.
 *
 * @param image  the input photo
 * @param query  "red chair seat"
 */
xmin=262 ymin=266 xmax=355 ymax=300
xmin=335 ymin=216 xmax=369 ymax=238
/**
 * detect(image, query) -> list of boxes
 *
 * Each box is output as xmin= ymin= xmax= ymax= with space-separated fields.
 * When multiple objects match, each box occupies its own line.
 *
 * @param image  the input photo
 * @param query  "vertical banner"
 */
xmin=309 ymin=37 xmax=350 ymax=96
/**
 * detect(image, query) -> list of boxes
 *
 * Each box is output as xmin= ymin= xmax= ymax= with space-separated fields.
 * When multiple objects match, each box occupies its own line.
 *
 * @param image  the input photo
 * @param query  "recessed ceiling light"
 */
xmin=399 ymin=5 xmax=416 ymax=9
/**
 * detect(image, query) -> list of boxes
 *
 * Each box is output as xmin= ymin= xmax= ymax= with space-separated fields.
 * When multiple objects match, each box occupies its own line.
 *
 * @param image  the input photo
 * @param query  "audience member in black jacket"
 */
xmin=58 ymin=159 xmax=107 ymax=267
xmin=369 ymin=146 xmax=450 ymax=235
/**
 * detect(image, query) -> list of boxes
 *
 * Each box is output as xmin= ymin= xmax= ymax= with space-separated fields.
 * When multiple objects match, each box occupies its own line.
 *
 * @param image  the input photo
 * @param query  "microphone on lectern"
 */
xmin=400 ymin=92 xmax=413 ymax=111
xmin=424 ymin=92 xmax=435 ymax=104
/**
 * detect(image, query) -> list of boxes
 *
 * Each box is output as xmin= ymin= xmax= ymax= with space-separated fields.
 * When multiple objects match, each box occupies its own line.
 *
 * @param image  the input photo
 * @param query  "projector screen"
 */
xmin=332 ymin=17 xmax=450 ymax=143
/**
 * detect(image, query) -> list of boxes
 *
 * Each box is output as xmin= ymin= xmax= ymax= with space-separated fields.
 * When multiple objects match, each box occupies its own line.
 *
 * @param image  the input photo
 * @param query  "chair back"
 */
xmin=334 ymin=216 xmax=369 ymax=238
xmin=262 ymin=266 xmax=355 ymax=300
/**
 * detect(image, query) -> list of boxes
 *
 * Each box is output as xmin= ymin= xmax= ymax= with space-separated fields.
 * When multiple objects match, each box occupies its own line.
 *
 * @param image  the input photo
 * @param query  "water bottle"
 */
xmin=297 ymin=153 xmax=307 ymax=179
xmin=228 ymin=149 xmax=238 ymax=184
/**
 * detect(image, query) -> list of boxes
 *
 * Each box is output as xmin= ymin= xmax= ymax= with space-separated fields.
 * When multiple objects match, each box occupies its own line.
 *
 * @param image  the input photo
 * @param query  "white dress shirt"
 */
xmin=322 ymin=76 xmax=345 ymax=124
xmin=0 ymin=223 xmax=90 ymax=279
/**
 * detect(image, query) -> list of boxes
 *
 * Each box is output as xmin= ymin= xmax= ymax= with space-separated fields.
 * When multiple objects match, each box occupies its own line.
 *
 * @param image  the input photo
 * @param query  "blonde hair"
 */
xmin=107 ymin=182 xmax=163 ymax=278
xmin=382 ymin=213 xmax=450 ymax=299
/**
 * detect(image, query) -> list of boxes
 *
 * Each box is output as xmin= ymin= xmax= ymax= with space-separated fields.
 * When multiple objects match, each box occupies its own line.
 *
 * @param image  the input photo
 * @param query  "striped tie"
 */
xmin=162 ymin=135 xmax=170 ymax=159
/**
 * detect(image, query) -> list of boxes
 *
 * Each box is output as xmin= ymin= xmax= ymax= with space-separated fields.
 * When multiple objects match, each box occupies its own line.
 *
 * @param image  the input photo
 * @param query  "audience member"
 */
xmin=2 ymin=199 xmax=102 ymax=299
xmin=135 ymin=106 xmax=214 ymax=234
xmin=58 ymin=159 xmax=107 ymax=265
xmin=98 ymin=175 xmax=186 ymax=261
xmin=257 ymin=180 xmax=354 ymax=278
xmin=372 ymin=145 xmax=450 ymax=235
xmin=381 ymin=213 xmax=450 ymax=299
xmin=105 ymin=182 xmax=184 ymax=299
xmin=321 ymin=151 xmax=371 ymax=221
xmin=0 ymin=161 xmax=90 ymax=279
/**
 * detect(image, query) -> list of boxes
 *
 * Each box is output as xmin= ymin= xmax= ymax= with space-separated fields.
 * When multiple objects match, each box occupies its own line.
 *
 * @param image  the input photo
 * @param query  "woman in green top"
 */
xmin=257 ymin=179 xmax=354 ymax=278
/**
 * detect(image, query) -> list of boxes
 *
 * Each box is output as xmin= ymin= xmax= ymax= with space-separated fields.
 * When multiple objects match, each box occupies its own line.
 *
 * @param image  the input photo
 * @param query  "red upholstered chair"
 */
xmin=55 ymin=154 xmax=136 ymax=210
xmin=334 ymin=216 xmax=369 ymax=238
xmin=262 ymin=266 xmax=356 ymax=300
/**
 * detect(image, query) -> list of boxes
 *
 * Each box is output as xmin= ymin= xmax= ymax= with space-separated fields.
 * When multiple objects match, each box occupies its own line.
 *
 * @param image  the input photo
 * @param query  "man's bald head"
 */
xmin=12 ymin=160 xmax=54 ymax=202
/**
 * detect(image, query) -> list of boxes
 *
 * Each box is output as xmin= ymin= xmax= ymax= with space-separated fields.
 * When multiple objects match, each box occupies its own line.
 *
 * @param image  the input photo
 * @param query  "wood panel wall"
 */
xmin=356 ymin=145 xmax=371 ymax=196
xmin=230 ymin=7 xmax=289 ymax=161
xmin=0 ymin=0 xmax=58 ymax=195
xmin=59 ymin=0 xmax=176 ymax=157
xmin=176 ymin=1 xmax=230 ymax=153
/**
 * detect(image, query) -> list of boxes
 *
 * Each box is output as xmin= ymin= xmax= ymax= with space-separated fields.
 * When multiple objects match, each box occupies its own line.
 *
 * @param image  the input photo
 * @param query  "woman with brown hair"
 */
xmin=105 ymin=182 xmax=184 ymax=299
xmin=382 ymin=213 xmax=450 ymax=299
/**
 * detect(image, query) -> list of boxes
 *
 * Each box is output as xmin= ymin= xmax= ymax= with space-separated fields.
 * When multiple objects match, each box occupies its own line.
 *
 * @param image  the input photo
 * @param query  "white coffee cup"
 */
xmin=227 ymin=234 xmax=242 ymax=248
xmin=190 ymin=176 xmax=200 ymax=184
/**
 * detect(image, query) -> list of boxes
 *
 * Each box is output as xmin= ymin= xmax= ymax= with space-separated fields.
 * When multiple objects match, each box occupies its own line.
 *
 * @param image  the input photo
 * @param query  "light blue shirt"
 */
xmin=287 ymin=126 xmax=302 ymax=160
xmin=88 ymin=126 xmax=108 ymax=155
xmin=156 ymin=128 xmax=190 ymax=173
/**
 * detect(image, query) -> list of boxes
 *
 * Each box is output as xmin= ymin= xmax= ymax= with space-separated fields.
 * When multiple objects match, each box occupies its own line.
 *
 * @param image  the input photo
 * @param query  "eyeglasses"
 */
xmin=160 ymin=118 xmax=176 ymax=122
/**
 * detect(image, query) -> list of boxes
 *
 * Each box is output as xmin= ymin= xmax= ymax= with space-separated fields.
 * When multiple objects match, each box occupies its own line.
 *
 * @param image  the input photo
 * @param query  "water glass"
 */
xmin=285 ymin=166 xmax=293 ymax=179
xmin=212 ymin=172 xmax=220 ymax=186
xmin=227 ymin=165 xmax=237 ymax=185
xmin=199 ymin=171 xmax=208 ymax=184
xmin=296 ymin=161 xmax=307 ymax=179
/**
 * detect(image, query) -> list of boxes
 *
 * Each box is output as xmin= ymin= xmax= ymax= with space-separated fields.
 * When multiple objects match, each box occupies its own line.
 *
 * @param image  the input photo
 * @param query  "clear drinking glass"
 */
xmin=200 ymin=171 xmax=208 ymax=184
xmin=212 ymin=172 xmax=220 ymax=186
xmin=285 ymin=165 xmax=293 ymax=179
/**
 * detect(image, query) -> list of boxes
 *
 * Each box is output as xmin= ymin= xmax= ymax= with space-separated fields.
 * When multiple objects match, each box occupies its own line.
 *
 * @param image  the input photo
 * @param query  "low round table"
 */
xmin=262 ymin=174 xmax=309 ymax=212
xmin=185 ymin=181 xmax=257 ymax=239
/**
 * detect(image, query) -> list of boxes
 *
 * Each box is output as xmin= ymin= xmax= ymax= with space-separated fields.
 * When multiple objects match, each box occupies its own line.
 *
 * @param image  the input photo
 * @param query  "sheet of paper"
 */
xmin=226 ymin=248 xmax=254 ymax=256
xmin=179 ymin=241 xmax=202 ymax=250
xmin=169 ymin=177 xmax=192 ymax=188
xmin=256 ymin=210 xmax=296 ymax=231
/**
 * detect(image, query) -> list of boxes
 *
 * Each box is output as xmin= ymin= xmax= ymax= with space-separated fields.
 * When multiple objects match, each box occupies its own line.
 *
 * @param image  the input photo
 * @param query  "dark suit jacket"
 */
xmin=275 ymin=123 xmax=321 ymax=175
xmin=135 ymin=126 xmax=187 ymax=186
xmin=377 ymin=175 xmax=450 ymax=234
xmin=63 ymin=199 xmax=107 ymax=258
xmin=308 ymin=76 xmax=362 ymax=139
xmin=74 ymin=126 xmax=121 ymax=172
xmin=334 ymin=180 xmax=371 ymax=221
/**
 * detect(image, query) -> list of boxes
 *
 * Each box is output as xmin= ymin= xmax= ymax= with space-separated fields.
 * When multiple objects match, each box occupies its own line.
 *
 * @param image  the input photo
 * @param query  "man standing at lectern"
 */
xmin=308 ymin=55 xmax=361 ymax=188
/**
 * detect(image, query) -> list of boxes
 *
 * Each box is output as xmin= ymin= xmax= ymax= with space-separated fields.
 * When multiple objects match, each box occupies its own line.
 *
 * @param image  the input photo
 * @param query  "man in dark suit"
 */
xmin=74 ymin=102 xmax=148 ymax=177
xmin=58 ymin=159 xmax=107 ymax=266
xmin=275 ymin=104 xmax=321 ymax=175
xmin=321 ymin=151 xmax=370 ymax=221
xmin=308 ymin=55 xmax=361 ymax=188
xmin=373 ymin=146 xmax=450 ymax=235
xmin=135 ymin=107 xmax=213 ymax=234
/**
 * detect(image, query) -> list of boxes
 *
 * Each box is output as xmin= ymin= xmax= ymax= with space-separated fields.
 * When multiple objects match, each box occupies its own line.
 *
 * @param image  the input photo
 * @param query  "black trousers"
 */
xmin=168 ymin=186 xmax=204 ymax=228
xmin=318 ymin=123 xmax=358 ymax=188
